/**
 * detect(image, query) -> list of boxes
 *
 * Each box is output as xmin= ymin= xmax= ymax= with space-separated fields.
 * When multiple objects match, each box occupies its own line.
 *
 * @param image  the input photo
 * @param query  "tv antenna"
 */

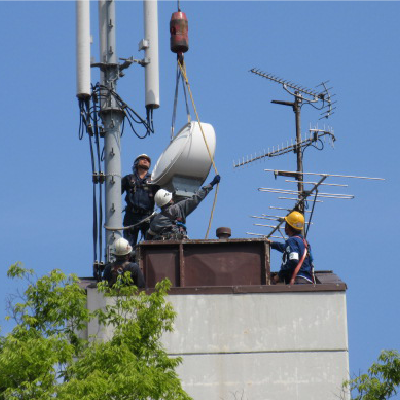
xmin=234 ymin=69 xmax=337 ymax=213
xmin=247 ymin=169 xmax=384 ymax=239
xmin=233 ymin=69 xmax=384 ymax=238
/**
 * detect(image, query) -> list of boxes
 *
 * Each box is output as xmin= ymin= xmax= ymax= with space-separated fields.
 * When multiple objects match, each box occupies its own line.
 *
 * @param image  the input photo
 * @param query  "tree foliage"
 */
xmin=0 ymin=262 xmax=191 ymax=400
xmin=343 ymin=350 xmax=400 ymax=400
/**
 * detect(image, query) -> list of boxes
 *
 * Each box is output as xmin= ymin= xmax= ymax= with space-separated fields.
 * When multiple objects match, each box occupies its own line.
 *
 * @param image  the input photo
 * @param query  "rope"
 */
xmin=104 ymin=212 xmax=157 ymax=231
xmin=177 ymin=59 xmax=219 ymax=239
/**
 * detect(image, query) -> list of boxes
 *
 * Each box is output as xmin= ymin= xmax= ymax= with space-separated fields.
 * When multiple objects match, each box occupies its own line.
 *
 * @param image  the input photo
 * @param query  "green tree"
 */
xmin=343 ymin=350 xmax=400 ymax=400
xmin=0 ymin=262 xmax=191 ymax=400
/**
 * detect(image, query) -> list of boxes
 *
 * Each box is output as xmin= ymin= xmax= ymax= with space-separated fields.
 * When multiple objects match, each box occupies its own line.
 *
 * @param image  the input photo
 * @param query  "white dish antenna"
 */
xmin=151 ymin=121 xmax=216 ymax=198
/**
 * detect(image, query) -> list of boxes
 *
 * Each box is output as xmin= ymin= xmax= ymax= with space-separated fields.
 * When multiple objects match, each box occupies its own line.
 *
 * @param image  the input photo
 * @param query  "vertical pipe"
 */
xmin=294 ymin=92 xmax=304 ymax=217
xmin=76 ymin=0 xmax=91 ymax=98
xmin=103 ymin=109 xmax=123 ymax=251
xmin=99 ymin=0 xmax=123 ymax=258
xmin=143 ymin=0 xmax=160 ymax=109
xmin=106 ymin=0 xmax=117 ymax=65
xmin=98 ymin=0 xmax=107 ymax=88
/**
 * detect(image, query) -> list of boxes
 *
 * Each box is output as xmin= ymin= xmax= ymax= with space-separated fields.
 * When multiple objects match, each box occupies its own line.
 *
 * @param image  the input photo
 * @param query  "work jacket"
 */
xmin=271 ymin=234 xmax=314 ymax=283
xmin=103 ymin=259 xmax=145 ymax=288
xmin=121 ymin=171 xmax=158 ymax=214
xmin=146 ymin=184 xmax=213 ymax=240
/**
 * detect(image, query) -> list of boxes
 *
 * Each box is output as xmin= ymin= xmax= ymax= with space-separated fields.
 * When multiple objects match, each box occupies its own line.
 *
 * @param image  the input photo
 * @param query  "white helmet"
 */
xmin=113 ymin=237 xmax=133 ymax=256
xmin=133 ymin=154 xmax=151 ymax=168
xmin=155 ymin=189 xmax=173 ymax=207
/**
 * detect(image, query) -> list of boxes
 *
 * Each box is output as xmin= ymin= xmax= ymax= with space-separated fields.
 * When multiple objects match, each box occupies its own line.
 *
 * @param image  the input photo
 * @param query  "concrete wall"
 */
xmin=164 ymin=292 xmax=349 ymax=400
xmin=85 ymin=289 xmax=349 ymax=400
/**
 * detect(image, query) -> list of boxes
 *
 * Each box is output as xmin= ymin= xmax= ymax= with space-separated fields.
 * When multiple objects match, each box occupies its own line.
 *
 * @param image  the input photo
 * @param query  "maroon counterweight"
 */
xmin=170 ymin=11 xmax=189 ymax=54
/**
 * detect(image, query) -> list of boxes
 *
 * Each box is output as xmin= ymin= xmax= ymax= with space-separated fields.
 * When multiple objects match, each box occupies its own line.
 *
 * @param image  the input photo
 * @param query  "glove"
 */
xmin=209 ymin=175 xmax=221 ymax=187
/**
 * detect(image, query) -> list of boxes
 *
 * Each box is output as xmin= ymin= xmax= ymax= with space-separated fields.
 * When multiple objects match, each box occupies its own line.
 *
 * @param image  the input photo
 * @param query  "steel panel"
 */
xmin=138 ymin=239 xmax=269 ymax=288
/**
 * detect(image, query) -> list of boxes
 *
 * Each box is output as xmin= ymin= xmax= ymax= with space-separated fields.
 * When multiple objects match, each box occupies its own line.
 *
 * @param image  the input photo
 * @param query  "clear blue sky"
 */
xmin=1 ymin=0 xmax=399 ymax=384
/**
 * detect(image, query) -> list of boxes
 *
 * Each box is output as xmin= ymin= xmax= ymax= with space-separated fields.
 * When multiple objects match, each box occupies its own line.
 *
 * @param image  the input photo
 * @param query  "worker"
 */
xmin=103 ymin=237 xmax=145 ymax=288
xmin=270 ymin=211 xmax=315 ymax=285
xmin=146 ymin=175 xmax=221 ymax=240
xmin=121 ymin=154 xmax=159 ymax=247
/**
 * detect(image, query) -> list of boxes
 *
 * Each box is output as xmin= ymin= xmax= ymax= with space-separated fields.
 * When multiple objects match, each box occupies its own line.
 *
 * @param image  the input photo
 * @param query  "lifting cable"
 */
xmin=177 ymin=59 xmax=219 ymax=239
xmin=171 ymin=61 xmax=191 ymax=140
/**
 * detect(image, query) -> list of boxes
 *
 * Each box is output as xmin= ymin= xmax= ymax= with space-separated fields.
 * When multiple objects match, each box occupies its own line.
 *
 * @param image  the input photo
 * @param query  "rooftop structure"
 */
xmin=80 ymin=238 xmax=349 ymax=400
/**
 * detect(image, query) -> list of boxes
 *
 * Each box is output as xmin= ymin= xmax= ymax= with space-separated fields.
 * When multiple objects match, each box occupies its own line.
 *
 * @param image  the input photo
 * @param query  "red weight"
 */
xmin=170 ymin=11 xmax=189 ymax=54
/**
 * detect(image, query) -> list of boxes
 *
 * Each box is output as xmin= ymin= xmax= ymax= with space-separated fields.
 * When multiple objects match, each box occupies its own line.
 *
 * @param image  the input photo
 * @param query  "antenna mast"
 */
xmin=98 ymin=0 xmax=124 ymax=259
xmin=269 ymin=91 xmax=305 ymax=209
xmin=76 ymin=0 xmax=161 ymax=276
xmin=236 ymin=69 xmax=336 ymax=213
xmin=236 ymin=71 xmax=383 ymax=240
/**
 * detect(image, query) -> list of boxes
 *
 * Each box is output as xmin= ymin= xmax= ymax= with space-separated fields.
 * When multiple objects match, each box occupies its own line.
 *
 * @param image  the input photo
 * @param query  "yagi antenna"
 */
xmin=250 ymin=169 xmax=384 ymax=239
xmin=250 ymin=69 xmax=336 ymax=119
xmin=241 ymin=68 xmax=384 ymax=240
xmin=250 ymin=69 xmax=320 ymax=99
xmin=235 ymin=69 xmax=337 ymax=215
xmin=234 ymin=127 xmax=335 ymax=168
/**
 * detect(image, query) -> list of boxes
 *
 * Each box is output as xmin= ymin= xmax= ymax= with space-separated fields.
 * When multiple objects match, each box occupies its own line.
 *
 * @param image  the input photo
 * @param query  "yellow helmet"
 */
xmin=284 ymin=211 xmax=304 ymax=231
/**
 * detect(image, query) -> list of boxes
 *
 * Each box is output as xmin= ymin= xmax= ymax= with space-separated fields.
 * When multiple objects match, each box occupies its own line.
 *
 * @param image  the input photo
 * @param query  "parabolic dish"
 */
xmin=151 ymin=121 xmax=216 ymax=193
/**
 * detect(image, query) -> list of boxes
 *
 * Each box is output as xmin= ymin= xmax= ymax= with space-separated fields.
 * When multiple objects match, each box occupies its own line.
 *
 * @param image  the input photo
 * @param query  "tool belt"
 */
xmin=159 ymin=231 xmax=187 ymax=240
xmin=156 ymin=223 xmax=188 ymax=240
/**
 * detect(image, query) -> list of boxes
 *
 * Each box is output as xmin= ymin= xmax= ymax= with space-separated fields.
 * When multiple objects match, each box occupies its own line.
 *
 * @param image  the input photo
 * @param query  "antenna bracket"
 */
xmin=138 ymin=39 xmax=149 ymax=51
xmin=275 ymin=170 xmax=301 ymax=179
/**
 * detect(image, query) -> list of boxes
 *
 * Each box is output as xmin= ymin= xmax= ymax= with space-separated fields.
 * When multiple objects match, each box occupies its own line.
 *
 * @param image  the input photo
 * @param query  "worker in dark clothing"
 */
xmin=146 ymin=175 xmax=221 ymax=240
xmin=121 ymin=154 xmax=159 ymax=247
xmin=103 ymin=237 xmax=145 ymax=288
xmin=270 ymin=211 xmax=315 ymax=285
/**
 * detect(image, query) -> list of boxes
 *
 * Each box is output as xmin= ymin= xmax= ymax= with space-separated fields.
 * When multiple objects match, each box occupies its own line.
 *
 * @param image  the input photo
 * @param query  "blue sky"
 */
xmin=1 ymin=0 xmax=399 ymax=383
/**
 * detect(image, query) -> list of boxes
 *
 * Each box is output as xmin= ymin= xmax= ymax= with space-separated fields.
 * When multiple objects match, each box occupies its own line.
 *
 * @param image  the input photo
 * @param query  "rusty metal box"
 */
xmin=137 ymin=238 xmax=270 ymax=288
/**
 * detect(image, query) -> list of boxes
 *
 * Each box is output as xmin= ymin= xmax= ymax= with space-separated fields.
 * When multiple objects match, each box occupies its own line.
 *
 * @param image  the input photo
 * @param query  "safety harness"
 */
xmin=156 ymin=209 xmax=188 ymax=240
xmin=125 ymin=173 xmax=154 ymax=213
xmin=290 ymin=236 xmax=315 ymax=285
xmin=109 ymin=260 xmax=130 ymax=286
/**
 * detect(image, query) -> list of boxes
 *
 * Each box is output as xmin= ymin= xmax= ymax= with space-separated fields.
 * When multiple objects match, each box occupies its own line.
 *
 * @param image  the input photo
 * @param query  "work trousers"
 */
xmin=123 ymin=212 xmax=151 ymax=247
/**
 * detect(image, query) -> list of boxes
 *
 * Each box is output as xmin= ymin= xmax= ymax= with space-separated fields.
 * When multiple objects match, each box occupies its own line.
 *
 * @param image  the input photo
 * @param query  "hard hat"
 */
xmin=113 ymin=237 xmax=133 ymax=256
xmin=155 ymin=189 xmax=173 ymax=207
xmin=134 ymin=154 xmax=151 ymax=168
xmin=285 ymin=211 xmax=304 ymax=231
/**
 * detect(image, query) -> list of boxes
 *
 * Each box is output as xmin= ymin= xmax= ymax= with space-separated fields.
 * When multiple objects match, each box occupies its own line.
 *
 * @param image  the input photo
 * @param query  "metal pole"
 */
xmin=98 ymin=0 xmax=107 ymax=104
xmin=270 ymin=97 xmax=304 ymax=208
xmin=294 ymin=92 xmax=303 ymax=213
xmin=99 ymin=0 xmax=123 ymax=260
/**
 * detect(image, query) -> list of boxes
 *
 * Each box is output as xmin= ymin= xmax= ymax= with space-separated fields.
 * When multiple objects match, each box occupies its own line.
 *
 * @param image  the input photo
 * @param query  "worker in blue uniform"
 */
xmin=121 ymin=154 xmax=159 ymax=247
xmin=146 ymin=175 xmax=220 ymax=240
xmin=270 ymin=211 xmax=315 ymax=285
